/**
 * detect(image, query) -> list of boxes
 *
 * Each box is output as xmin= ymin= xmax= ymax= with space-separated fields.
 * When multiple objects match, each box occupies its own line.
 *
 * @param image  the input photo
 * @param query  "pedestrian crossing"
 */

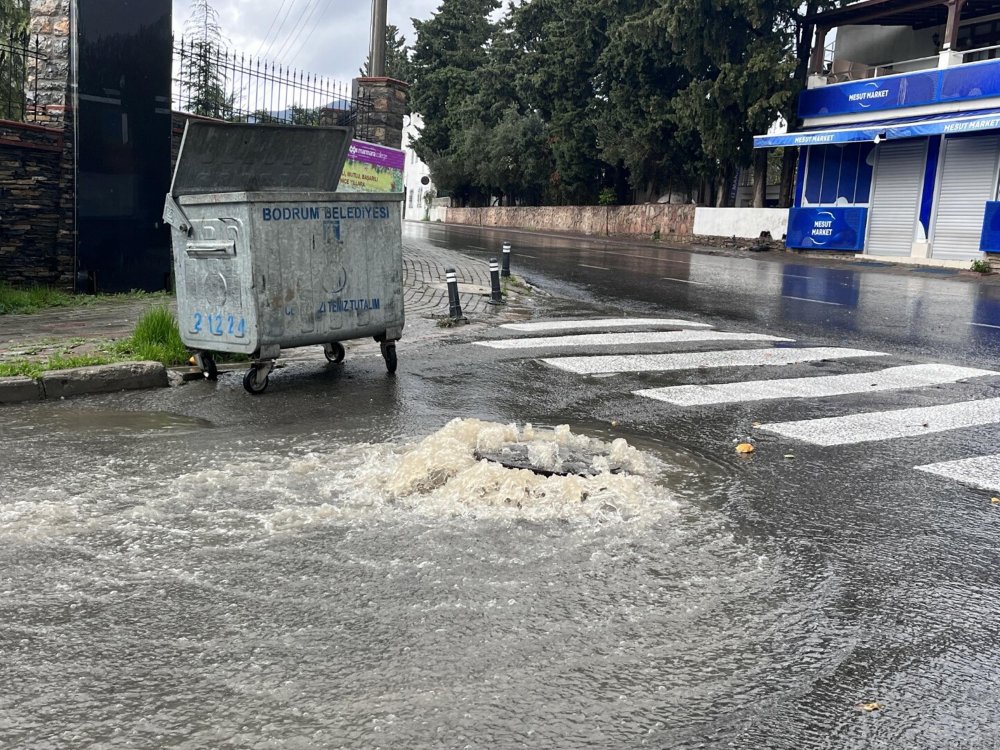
xmin=636 ymin=364 xmax=994 ymax=407
xmin=473 ymin=316 xmax=1000 ymax=494
xmin=542 ymin=347 xmax=886 ymax=375
xmin=474 ymin=330 xmax=792 ymax=350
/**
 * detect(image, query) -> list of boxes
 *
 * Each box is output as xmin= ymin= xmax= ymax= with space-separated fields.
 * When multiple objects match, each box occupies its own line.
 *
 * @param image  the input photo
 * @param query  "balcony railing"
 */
xmin=819 ymin=43 xmax=1000 ymax=86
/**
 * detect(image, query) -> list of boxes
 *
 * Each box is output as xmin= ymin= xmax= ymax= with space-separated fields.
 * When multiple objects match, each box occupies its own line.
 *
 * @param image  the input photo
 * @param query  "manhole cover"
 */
xmin=475 ymin=443 xmax=627 ymax=478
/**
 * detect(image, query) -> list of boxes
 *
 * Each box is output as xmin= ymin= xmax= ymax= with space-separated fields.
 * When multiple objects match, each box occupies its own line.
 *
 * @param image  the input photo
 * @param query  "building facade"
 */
xmin=756 ymin=0 xmax=1000 ymax=262
xmin=402 ymin=113 xmax=435 ymax=221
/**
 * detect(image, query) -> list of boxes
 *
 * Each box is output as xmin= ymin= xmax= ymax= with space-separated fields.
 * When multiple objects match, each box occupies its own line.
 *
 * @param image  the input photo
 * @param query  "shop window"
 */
xmin=803 ymin=142 xmax=875 ymax=206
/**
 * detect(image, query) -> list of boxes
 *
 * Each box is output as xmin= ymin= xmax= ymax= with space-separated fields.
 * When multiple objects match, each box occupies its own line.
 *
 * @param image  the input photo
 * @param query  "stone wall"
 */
xmin=443 ymin=204 xmax=696 ymax=239
xmin=28 ymin=0 xmax=71 ymax=126
xmin=0 ymin=119 xmax=74 ymax=287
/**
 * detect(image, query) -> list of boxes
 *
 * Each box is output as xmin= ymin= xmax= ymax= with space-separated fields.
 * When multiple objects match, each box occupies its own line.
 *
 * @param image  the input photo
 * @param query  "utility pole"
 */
xmin=369 ymin=0 xmax=387 ymax=76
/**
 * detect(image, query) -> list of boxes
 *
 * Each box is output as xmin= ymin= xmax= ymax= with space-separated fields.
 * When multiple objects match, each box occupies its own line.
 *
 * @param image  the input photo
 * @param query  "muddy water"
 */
xmin=1 ymin=416 xmax=857 ymax=748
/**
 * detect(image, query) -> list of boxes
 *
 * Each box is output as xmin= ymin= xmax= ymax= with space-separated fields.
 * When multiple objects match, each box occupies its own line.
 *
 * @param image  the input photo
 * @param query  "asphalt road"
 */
xmin=3 ymin=222 xmax=1000 ymax=749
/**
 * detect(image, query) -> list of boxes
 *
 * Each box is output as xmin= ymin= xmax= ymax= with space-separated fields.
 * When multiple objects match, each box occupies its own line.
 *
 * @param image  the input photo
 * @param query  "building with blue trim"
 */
xmin=755 ymin=0 xmax=1000 ymax=261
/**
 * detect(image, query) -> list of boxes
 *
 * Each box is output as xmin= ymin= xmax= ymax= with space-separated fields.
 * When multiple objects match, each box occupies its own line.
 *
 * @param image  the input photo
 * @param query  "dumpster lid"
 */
xmin=170 ymin=121 xmax=353 ymax=197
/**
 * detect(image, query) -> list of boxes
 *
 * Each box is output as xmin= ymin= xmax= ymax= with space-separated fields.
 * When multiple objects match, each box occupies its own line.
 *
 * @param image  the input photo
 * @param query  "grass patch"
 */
xmin=0 ymin=353 xmax=118 ymax=379
xmin=109 ymin=306 xmax=190 ymax=366
xmin=0 ymin=283 xmax=172 ymax=315
xmin=970 ymin=258 xmax=993 ymax=274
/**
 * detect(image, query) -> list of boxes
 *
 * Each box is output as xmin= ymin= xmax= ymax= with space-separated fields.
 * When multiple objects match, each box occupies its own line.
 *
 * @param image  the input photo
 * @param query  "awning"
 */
xmin=754 ymin=107 xmax=1000 ymax=148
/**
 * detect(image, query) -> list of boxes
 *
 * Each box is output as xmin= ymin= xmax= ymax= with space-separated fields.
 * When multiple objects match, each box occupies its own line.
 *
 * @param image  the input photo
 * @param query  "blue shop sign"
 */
xmin=786 ymin=207 xmax=869 ymax=252
xmin=799 ymin=72 xmax=936 ymax=118
xmin=980 ymin=201 xmax=1000 ymax=253
xmin=799 ymin=58 xmax=1000 ymax=119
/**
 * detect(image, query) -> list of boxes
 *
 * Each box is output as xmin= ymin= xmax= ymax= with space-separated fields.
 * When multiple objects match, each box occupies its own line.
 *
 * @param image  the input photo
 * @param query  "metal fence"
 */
xmin=0 ymin=32 xmax=41 ymax=123
xmin=173 ymin=38 xmax=372 ymax=131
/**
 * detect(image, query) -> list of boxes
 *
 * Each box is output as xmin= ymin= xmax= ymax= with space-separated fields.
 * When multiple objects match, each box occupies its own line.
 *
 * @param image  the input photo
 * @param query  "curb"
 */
xmin=0 ymin=361 xmax=169 ymax=405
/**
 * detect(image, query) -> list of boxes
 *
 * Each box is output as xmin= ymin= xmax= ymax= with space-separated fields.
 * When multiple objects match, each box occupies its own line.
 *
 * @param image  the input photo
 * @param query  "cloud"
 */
xmin=174 ymin=0 xmax=442 ymax=84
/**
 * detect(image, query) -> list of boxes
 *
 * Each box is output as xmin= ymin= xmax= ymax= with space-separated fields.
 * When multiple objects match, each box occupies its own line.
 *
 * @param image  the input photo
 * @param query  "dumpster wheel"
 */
xmin=323 ymin=342 xmax=346 ymax=364
xmin=201 ymin=352 xmax=218 ymax=381
xmin=243 ymin=365 xmax=270 ymax=395
xmin=380 ymin=341 xmax=398 ymax=374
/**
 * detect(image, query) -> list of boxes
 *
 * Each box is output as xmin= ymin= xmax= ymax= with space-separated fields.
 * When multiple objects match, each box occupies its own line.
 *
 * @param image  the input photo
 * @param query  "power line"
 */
xmin=261 ymin=0 xmax=303 ymax=61
xmin=272 ymin=0 xmax=325 ymax=63
xmin=285 ymin=0 xmax=336 ymax=69
xmin=255 ymin=0 xmax=295 ymax=57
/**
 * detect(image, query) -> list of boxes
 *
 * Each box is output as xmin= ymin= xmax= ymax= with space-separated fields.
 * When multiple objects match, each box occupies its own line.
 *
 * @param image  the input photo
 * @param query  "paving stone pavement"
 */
xmin=0 ymin=244 xmax=503 ymax=364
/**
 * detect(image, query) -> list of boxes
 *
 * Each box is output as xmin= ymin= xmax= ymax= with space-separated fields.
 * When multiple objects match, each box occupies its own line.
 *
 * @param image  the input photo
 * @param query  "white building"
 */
xmin=402 ymin=113 xmax=435 ymax=220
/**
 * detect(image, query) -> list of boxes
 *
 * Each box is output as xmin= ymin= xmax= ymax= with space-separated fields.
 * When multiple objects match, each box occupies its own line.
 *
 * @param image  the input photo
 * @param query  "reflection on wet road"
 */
xmin=4 ymin=223 xmax=1000 ymax=748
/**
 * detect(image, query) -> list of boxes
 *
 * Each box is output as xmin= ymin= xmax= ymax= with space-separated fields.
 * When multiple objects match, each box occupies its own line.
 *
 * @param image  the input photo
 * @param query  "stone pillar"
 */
xmin=28 ymin=0 xmax=72 ymax=126
xmin=353 ymin=77 xmax=409 ymax=150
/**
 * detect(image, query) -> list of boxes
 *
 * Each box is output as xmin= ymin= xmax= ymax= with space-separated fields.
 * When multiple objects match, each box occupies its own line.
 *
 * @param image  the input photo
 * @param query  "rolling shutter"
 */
xmin=866 ymin=140 xmax=926 ymax=257
xmin=932 ymin=134 xmax=1000 ymax=261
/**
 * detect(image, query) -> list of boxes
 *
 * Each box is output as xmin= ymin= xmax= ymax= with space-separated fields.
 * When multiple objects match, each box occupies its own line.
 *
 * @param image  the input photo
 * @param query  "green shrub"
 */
xmin=970 ymin=258 xmax=992 ymax=274
xmin=597 ymin=187 xmax=616 ymax=206
xmin=111 ymin=306 xmax=189 ymax=365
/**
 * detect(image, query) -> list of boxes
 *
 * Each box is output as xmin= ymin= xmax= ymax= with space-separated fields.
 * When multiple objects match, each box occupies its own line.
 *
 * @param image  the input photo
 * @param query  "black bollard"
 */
xmin=501 ymin=242 xmax=512 ymax=277
xmin=446 ymin=267 xmax=466 ymax=321
xmin=488 ymin=258 xmax=505 ymax=305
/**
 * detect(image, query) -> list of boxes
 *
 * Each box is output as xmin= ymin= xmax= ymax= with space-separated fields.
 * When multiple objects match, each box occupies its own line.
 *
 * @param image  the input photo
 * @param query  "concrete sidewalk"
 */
xmin=0 ymin=243 xmax=503 ymax=366
xmin=0 ymin=242 xmax=524 ymax=403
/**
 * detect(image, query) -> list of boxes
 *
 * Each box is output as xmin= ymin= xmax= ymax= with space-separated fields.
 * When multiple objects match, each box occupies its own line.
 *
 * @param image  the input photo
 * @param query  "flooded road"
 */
xmin=4 ymin=227 xmax=1000 ymax=748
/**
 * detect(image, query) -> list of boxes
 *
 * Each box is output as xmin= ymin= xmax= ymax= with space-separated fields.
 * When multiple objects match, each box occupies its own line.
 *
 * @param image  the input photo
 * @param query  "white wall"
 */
xmin=694 ymin=208 xmax=790 ymax=240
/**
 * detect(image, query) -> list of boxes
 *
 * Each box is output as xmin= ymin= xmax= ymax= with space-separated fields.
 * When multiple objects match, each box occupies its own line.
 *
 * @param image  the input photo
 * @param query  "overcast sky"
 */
xmin=173 ymin=0 xmax=441 ymax=84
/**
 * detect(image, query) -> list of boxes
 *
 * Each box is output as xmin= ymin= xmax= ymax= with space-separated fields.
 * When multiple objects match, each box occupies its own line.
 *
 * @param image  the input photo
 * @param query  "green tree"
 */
xmin=596 ymin=5 xmax=693 ymax=202
xmin=181 ymin=0 xmax=233 ymax=119
xmin=0 ymin=0 xmax=30 ymax=121
xmin=655 ymin=0 xmax=802 ymax=206
xmin=410 ymin=0 xmax=501 ymax=205
xmin=512 ymin=0 xmax=613 ymax=204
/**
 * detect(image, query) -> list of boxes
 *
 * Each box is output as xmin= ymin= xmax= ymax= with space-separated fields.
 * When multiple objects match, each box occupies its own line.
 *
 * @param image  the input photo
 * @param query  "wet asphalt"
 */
xmin=3 ymin=222 xmax=1000 ymax=748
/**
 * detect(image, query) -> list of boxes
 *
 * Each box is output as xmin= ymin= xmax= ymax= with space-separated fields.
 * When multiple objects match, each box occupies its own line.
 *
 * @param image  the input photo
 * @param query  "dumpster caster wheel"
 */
xmin=201 ymin=352 xmax=218 ymax=381
xmin=243 ymin=367 xmax=269 ymax=395
xmin=380 ymin=341 xmax=397 ymax=374
xmin=323 ymin=342 xmax=345 ymax=364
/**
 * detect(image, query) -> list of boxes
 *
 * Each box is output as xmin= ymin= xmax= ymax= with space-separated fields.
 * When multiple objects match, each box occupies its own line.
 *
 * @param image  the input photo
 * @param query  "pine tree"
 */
xmin=181 ymin=0 xmax=233 ymax=119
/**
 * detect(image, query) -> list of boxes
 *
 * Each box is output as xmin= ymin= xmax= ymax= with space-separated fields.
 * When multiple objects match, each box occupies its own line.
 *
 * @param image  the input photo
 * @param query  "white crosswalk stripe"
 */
xmin=759 ymin=397 xmax=1000 ymax=446
xmin=474 ymin=330 xmax=792 ymax=350
xmin=501 ymin=318 xmax=712 ymax=332
xmin=635 ymin=364 xmax=996 ymax=406
xmin=915 ymin=454 xmax=1000 ymax=493
xmin=541 ymin=347 xmax=886 ymax=375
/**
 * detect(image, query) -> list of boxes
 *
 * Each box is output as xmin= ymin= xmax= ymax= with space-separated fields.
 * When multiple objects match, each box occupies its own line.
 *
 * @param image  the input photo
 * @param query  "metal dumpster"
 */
xmin=163 ymin=121 xmax=404 ymax=394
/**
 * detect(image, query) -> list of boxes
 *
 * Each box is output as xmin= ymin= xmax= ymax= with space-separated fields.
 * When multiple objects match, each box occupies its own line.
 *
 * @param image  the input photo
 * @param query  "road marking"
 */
xmin=759 ymin=397 xmax=1000 ymax=446
xmin=969 ymin=322 xmax=1000 ymax=330
xmin=635 ymin=364 xmax=996 ymax=406
xmin=578 ymin=263 xmax=609 ymax=270
xmin=781 ymin=295 xmax=844 ymax=306
xmin=502 ymin=318 xmax=712 ymax=332
xmin=601 ymin=251 xmax=691 ymax=264
xmin=915 ymin=454 xmax=1000 ymax=492
xmin=518 ymin=254 xmax=536 ymax=259
xmin=475 ymin=330 xmax=792 ymax=350
xmin=662 ymin=277 xmax=708 ymax=285
xmin=542 ymin=346 xmax=886 ymax=375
